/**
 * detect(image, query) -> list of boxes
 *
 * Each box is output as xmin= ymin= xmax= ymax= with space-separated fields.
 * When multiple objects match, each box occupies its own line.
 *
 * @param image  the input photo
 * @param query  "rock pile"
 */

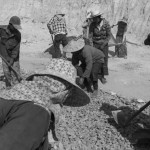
xmin=54 ymin=91 xmax=150 ymax=150
xmin=0 ymin=67 xmax=150 ymax=150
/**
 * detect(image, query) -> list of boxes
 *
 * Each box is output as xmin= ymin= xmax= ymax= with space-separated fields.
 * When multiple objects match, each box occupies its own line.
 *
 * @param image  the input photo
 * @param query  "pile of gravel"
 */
xmin=52 ymin=91 xmax=150 ymax=150
xmin=0 ymin=66 xmax=150 ymax=150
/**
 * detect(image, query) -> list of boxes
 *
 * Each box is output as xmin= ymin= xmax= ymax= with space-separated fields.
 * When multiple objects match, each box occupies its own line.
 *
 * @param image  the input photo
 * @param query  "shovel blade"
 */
xmin=112 ymin=110 xmax=126 ymax=127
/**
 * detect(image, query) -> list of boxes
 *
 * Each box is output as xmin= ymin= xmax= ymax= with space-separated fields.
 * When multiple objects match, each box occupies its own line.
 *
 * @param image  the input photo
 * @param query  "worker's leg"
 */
xmin=54 ymin=34 xmax=62 ymax=58
xmin=2 ymin=61 xmax=11 ymax=87
xmin=61 ymin=34 xmax=68 ymax=58
xmin=91 ymin=62 xmax=103 ymax=96
xmin=11 ymin=61 xmax=21 ymax=86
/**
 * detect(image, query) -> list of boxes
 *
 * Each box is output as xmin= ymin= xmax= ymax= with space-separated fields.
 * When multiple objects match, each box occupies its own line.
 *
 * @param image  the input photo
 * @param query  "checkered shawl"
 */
xmin=47 ymin=15 xmax=67 ymax=35
xmin=0 ymin=76 xmax=72 ymax=111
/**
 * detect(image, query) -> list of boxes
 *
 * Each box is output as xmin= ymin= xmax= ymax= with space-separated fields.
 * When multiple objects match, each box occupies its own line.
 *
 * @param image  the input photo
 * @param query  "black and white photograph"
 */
xmin=0 ymin=0 xmax=150 ymax=149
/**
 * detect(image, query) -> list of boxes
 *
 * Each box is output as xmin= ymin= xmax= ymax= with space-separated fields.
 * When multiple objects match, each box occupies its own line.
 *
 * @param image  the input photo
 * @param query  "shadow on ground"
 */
xmin=108 ymin=50 xmax=115 ymax=57
xmin=100 ymin=103 xmax=150 ymax=149
xmin=44 ymin=36 xmax=76 ymax=58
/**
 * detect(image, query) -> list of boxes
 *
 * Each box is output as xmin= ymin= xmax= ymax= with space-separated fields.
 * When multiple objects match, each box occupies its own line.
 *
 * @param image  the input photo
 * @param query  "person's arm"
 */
xmin=0 ymin=28 xmax=2 ymax=38
xmin=97 ymin=19 xmax=111 ymax=49
xmin=47 ymin=17 xmax=54 ymax=34
xmin=104 ymin=19 xmax=111 ymax=44
xmin=0 ymin=29 xmax=12 ymax=64
xmin=10 ymin=43 xmax=20 ymax=60
xmin=82 ymin=49 xmax=93 ymax=78
xmin=64 ymin=19 xmax=67 ymax=34
xmin=72 ymin=53 xmax=79 ymax=67
xmin=88 ymin=23 xmax=94 ymax=46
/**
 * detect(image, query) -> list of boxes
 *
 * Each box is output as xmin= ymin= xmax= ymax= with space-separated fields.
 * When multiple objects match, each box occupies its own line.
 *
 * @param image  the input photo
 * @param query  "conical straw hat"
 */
xmin=63 ymin=38 xmax=85 ymax=53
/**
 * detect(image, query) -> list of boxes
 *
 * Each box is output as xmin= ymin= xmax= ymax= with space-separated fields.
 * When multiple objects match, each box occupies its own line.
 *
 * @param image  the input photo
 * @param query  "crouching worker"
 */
xmin=0 ymin=58 xmax=90 ymax=150
xmin=63 ymin=38 xmax=105 ymax=97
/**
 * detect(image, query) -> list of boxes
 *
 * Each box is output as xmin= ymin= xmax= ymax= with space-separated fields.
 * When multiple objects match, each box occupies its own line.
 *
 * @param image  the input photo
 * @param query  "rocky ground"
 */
xmin=0 ymin=63 xmax=150 ymax=150
xmin=53 ymin=91 xmax=150 ymax=150
xmin=0 ymin=22 xmax=150 ymax=150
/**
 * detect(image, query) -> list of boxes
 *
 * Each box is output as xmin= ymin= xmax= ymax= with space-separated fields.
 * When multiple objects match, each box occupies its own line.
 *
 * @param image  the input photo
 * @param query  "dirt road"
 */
xmin=7 ymin=23 xmax=150 ymax=102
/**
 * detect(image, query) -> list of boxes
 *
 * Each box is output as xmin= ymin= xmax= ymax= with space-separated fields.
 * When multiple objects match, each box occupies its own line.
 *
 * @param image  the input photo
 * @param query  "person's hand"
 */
xmin=48 ymin=28 xmax=53 ymax=34
xmin=101 ymin=41 xmax=108 ymax=49
xmin=86 ymin=77 xmax=91 ymax=84
xmin=100 ymin=43 xmax=105 ymax=49
xmin=79 ymin=77 xmax=84 ymax=85
xmin=8 ymin=58 xmax=14 ymax=66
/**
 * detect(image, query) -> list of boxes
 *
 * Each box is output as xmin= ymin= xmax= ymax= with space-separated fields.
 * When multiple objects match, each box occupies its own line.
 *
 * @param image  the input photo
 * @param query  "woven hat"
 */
xmin=63 ymin=38 xmax=85 ymax=53
xmin=55 ymin=10 xmax=65 ymax=16
xmin=119 ymin=16 xmax=128 ymax=24
xmin=86 ymin=10 xmax=93 ymax=19
xmin=9 ymin=16 xmax=22 ymax=29
xmin=26 ymin=58 xmax=90 ymax=107
xmin=90 ymin=9 xmax=103 ymax=18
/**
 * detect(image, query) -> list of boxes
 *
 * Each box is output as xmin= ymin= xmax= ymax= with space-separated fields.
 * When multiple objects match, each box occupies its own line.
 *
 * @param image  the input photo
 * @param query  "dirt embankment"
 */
xmin=0 ymin=0 xmax=150 ymax=42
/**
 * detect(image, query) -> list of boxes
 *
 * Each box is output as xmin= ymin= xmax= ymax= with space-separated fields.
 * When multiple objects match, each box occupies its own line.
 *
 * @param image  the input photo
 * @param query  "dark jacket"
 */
xmin=0 ymin=98 xmax=50 ymax=150
xmin=89 ymin=19 xmax=111 ymax=48
xmin=0 ymin=25 xmax=21 ymax=62
xmin=117 ymin=21 xmax=127 ymax=37
xmin=72 ymin=45 xmax=105 ymax=78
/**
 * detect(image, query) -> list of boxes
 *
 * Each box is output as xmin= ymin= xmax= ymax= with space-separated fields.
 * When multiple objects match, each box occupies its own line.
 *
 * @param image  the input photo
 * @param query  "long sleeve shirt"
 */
xmin=72 ymin=45 xmax=105 ymax=78
xmin=89 ymin=19 xmax=111 ymax=47
xmin=47 ymin=15 xmax=67 ymax=35
xmin=117 ymin=21 xmax=127 ymax=37
xmin=0 ymin=25 xmax=21 ymax=61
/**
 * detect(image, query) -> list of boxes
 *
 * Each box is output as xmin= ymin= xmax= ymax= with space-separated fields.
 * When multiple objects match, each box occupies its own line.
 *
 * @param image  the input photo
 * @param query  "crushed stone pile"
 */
xmin=0 ymin=66 xmax=150 ymax=150
xmin=53 ymin=91 xmax=150 ymax=150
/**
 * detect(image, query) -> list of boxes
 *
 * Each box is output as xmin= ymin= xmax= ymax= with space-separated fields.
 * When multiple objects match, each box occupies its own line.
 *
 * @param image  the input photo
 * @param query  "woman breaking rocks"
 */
xmin=0 ymin=58 xmax=90 ymax=150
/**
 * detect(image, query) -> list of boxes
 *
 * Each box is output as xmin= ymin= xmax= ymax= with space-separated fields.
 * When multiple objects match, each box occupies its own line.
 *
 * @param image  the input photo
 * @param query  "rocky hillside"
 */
xmin=0 ymin=0 xmax=150 ymax=42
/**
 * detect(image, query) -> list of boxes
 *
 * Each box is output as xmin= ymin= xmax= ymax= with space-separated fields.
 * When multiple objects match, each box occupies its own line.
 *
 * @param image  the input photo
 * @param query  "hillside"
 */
xmin=0 ymin=0 xmax=150 ymax=42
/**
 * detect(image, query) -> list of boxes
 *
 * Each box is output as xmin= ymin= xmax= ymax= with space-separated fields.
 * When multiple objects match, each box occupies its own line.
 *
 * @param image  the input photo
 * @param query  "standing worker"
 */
xmin=89 ymin=9 xmax=111 ymax=83
xmin=47 ymin=10 xmax=68 ymax=58
xmin=0 ymin=16 xmax=21 ymax=88
xmin=114 ymin=17 xmax=128 ymax=59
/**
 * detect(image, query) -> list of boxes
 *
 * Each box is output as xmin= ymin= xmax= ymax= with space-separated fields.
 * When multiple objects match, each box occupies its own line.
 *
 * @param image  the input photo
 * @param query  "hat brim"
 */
xmin=86 ymin=13 xmax=92 ymax=19
xmin=63 ymin=40 xmax=85 ymax=53
xmin=92 ymin=12 xmax=103 ymax=18
xmin=63 ymin=46 xmax=84 ymax=53
xmin=56 ymin=14 xmax=65 ymax=16
xmin=119 ymin=20 xmax=127 ymax=24
xmin=13 ymin=24 xmax=22 ymax=30
xmin=26 ymin=73 xmax=90 ymax=107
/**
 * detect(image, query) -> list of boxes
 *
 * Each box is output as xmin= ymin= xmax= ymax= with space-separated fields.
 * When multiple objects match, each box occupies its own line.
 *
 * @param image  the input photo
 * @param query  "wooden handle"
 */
xmin=124 ymin=101 xmax=150 ymax=127
xmin=0 ymin=54 xmax=22 ymax=82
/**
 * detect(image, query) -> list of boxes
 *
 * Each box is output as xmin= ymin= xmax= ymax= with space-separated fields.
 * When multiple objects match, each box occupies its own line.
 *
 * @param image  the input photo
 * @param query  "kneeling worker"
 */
xmin=63 ymin=38 xmax=105 ymax=96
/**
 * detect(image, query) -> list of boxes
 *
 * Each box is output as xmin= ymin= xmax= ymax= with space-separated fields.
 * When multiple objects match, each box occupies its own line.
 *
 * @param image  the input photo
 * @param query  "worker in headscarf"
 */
xmin=88 ymin=9 xmax=111 ymax=83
